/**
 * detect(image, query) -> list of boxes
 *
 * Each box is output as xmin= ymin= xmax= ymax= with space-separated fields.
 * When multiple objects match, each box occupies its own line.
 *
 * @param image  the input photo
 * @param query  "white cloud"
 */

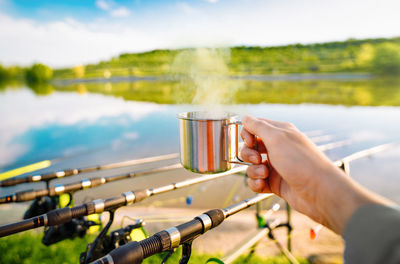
xmin=110 ymin=7 xmax=130 ymax=17
xmin=0 ymin=14 xmax=156 ymax=67
xmin=123 ymin=132 xmax=139 ymax=140
xmin=177 ymin=2 xmax=196 ymax=14
xmin=1 ymin=0 xmax=400 ymax=67
xmin=204 ymin=0 xmax=219 ymax=3
xmin=95 ymin=0 xmax=130 ymax=17
xmin=96 ymin=0 xmax=110 ymax=11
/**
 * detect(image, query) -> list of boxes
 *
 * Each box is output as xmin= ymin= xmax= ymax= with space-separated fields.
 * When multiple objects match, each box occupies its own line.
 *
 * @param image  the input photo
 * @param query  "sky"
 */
xmin=0 ymin=0 xmax=399 ymax=67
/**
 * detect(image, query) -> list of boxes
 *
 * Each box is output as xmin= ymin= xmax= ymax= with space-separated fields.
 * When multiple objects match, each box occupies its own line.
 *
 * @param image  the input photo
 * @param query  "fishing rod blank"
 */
xmin=0 ymin=142 xmax=386 ymax=237
xmin=0 ymin=166 xmax=247 ymax=237
xmin=0 ymin=134 xmax=340 ymax=188
xmin=88 ymin=142 xmax=395 ymax=264
xmin=90 ymin=193 xmax=273 ymax=264
xmin=0 ymin=153 xmax=179 ymax=187
xmin=0 ymin=164 xmax=182 ymax=204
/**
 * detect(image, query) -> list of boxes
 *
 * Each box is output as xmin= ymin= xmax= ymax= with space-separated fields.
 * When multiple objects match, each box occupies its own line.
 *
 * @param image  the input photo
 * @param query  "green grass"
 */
xmin=0 ymin=232 xmax=309 ymax=264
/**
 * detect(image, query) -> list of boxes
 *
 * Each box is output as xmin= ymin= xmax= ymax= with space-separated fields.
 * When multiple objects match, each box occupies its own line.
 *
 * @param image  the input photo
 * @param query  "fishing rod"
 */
xmin=0 ymin=131 xmax=332 ymax=188
xmin=0 ymin=138 xmax=346 ymax=244
xmin=90 ymin=193 xmax=274 ymax=264
xmin=0 ymin=166 xmax=247 ymax=237
xmin=317 ymin=139 xmax=352 ymax=151
xmin=18 ymin=163 xmax=180 ymax=246
xmin=0 ymin=153 xmax=179 ymax=187
xmin=0 ymin=139 xmax=374 ymax=237
xmin=0 ymin=143 xmax=112 ymax=181
xmin=0 ymin=163 xmax=182 ymax=205
xmin=213 ymin=218 xmax=298 ymax=264
xmin=333 ymin=143 xmax=394 ymax=174
xmin=89 ymin=143 xmax=393 ymax=264
xmin=309 ymin=134 xmax=334 ymax=144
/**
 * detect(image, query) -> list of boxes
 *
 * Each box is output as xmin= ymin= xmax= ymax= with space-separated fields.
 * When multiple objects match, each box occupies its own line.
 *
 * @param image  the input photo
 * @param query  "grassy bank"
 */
xmin=0 ymin=232 xmax=308 ymax=264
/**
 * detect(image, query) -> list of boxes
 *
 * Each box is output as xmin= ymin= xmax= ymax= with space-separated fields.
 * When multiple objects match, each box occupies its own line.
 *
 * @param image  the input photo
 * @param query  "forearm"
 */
xmin=316 ymin=166 xmax=393 ymax=234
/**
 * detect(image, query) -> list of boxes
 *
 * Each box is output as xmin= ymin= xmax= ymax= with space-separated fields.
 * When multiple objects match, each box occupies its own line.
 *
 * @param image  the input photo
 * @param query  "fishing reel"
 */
xmin=23 ymin=195 xmax=58 ymax=219
xmin=80 ymin=217 xmax=146 ymax=264
xmin=42 ymin=216 xmax=100 ymax=246
xmin=23 ymin=193 xmax=72 ymax=219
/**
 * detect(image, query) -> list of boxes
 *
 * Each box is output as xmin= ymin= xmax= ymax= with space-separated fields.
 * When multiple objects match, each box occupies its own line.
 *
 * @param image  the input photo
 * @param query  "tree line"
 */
xmin=1 ymin=37 xmax=400 ymax=83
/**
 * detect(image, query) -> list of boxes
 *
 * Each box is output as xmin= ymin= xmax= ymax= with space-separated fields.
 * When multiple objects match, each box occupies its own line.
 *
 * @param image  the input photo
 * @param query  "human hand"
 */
xmin=240 ymin=115 xmax=390 ymax=234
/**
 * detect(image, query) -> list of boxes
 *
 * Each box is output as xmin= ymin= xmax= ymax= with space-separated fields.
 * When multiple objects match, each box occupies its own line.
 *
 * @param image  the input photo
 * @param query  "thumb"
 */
xmin=242 ymin=115 xmax=278 ymax=145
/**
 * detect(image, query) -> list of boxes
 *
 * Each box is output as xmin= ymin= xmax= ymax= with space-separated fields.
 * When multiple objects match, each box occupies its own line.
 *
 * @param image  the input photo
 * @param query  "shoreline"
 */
xmin=52 ymin=72 xmax=373 ymax=85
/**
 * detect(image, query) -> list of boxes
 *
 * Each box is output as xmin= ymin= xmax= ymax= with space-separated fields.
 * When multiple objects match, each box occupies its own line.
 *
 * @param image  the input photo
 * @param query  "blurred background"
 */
xmin=0 ymin=0 xmax=400 ymax=263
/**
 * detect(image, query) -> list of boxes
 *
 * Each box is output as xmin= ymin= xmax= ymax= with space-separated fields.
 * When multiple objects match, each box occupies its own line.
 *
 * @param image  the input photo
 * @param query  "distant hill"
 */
xmin=1 ymin=37 xmax=400 ymax=84
xmin=51 ymin=37 xmax=400 ymax=79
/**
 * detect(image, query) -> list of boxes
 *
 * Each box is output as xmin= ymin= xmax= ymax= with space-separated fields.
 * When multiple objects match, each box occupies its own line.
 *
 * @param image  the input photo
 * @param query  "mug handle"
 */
xmin=225 ymin=121 xmax=253 ymax=166
xmin=226 ymin=121 xmax=271 ymax=169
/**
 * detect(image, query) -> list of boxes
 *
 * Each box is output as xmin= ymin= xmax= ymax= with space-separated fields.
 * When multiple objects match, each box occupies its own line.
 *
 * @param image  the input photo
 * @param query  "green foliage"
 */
xmin=0 ymin=232 xmax=308 ymax=264
xmin=51 ymin=37 xmax=400 ymax=79
xmin=0 ymin=65 xmax=12 ymax=81
xmin=25 ymin=63 xmax=53 ymax=83
xmin=0 ymin=65 xmax=23 ymax=82
xmin=371 ymin=43 xmax=400 ymax=76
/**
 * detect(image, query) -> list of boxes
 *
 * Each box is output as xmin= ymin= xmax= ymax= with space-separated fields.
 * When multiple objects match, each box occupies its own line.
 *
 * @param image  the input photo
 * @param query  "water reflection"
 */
xmin=48 ymin=77 xmax=400 ymax=106
xmin=0 ymin=82 xmax=399 ymax=204
xmin=0 ymin=88 xmax=172 ymax=169
xmin=27 ymin=82 xmax=54 ymax=96
xmin=3 ymin=77 xmax=400 ymax=106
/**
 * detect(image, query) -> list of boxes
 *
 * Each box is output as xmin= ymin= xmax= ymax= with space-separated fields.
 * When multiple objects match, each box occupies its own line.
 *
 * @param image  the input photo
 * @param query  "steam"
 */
xmin=171 ymin=48 xmax=242 ymax=118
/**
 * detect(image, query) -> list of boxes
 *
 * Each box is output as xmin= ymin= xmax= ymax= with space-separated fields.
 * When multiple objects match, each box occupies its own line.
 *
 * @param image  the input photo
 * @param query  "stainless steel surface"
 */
xmin=81 ymin=179 xmax=91 ymax=188
xmin=178 ymin=111 xmax=245 ymax=174
xmin=55 ymin=171 xmax=66 ymax=177
xmin=93 ymin=199 xmax=105 ymax=213
xmin=166 ymin=226 xmax=181 ymax=248
xmin=196 ymin=213 xmax=212 ymax=233
xmin=150 ymin=184 xmax=175 ymax=195
xmin=122 ymin=191 xmax=135 ymax=205
xmin=104 ymin=255 xmax=114 ymax=264
xmin=54 ymin=184 xmax=65 ymax=194
xmin=32 ymin=175 xmax=42 ymax=181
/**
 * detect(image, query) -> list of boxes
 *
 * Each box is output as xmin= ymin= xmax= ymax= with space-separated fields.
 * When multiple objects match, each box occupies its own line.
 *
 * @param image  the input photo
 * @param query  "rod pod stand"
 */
xmin=160 ymin=237 xmax=194 ymax=264
xmin=81 ymin=209 xmax=117 ymax=264
xmin=90 ymin=194 xmax=273 ymax=264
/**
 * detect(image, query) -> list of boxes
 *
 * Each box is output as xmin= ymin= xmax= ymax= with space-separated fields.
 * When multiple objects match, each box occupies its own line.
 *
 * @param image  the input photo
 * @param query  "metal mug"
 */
xmin=178 ymin=111 xmax=250 ymax=174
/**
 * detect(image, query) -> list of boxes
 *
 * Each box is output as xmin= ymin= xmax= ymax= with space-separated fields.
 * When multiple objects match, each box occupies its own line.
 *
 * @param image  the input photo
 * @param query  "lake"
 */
xmin=0 ymin=77 xmax=400 ymax=219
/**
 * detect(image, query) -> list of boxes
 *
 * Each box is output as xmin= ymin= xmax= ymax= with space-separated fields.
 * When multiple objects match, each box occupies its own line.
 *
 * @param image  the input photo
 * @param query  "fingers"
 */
xmin=247 ymin=178 xmax=272 ymax=193
xmin=240 ymin=146 xmax=261 ymax=164
xmin=242 ymin=115 xmax=277 ymax=144
xmin=247 ymin=164 xmax=270 ymax=193
xmin=259 ymin=118 xmax=298 ymax=131
xmin=247 ymin=166 xmax=282 ymax=195
xmin=240 ymin=127 xmax=256 ymax=148
xmin=247 ymin=164 xmax=269 ymax=179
